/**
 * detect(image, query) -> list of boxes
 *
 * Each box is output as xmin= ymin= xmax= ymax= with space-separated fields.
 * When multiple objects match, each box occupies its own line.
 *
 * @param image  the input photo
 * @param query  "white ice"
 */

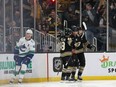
xmin=0 ymin=80 xmax=116 ymax=87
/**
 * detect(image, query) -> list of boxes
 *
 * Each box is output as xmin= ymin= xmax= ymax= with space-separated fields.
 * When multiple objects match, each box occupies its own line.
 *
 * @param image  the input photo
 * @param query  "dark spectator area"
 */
xmin=0 ymin=0 xmax=116 ymax=52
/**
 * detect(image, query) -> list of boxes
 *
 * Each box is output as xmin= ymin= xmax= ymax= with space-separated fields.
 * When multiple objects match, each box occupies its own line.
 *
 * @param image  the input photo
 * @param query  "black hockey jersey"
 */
xmin=59 ymin=36 xmax=72 ymax=57
xmin=70 ymin=33 xmax=90 ymax=53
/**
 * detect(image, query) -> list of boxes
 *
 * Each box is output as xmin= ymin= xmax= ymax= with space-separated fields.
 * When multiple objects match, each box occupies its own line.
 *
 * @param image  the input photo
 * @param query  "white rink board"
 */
xmin=48 ymin=53 xmax=61 ymax=77
xmin=84 ymin=53 xmax=116 ymax=76
xmin=48 ymin=53 xmax=116 ymax=77
xmin=0 ymin=53 xmax=116 ymax=81
xmin=0 ymin=54 xmax=47 ymax=80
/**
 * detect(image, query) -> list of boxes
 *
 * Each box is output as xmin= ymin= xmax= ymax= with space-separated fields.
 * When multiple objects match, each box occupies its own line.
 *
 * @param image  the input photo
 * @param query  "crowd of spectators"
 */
xmin=0 ymin=0 xmax=116 ymax=52
xmin=82 ymin=0 xmax=116 ymax=51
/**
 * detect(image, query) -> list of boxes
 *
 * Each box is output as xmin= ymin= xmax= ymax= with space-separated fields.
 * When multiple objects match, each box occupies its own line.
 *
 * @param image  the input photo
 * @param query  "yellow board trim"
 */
xmin=0 ymin=76 xmax=116 ymax=85
xmin=49 ymin=76 xmax=116 ymax=81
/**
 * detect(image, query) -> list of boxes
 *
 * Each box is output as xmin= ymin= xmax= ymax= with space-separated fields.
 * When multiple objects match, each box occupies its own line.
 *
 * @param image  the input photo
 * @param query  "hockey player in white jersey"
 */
xmin=10 ymin=29 xmax=35 ymax=84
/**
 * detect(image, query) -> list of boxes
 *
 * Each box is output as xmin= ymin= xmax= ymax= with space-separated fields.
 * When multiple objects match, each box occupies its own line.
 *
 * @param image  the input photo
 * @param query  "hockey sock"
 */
xmin=61 ymin=68 xmax=67 ymax=80
xmin=71 ymin=67 xmax=77 ymax=79
xmin=12 ymin=65 xmax=20 ymax=78
xmin=15 ymin=65 xmax=21 ymax=76
xmin=18 ymin=64 xmax=27 ymax=82
xmin=66 ymin=73 xmax=70 ymax=80
xmin=61 ymin=72 xmax=65 ymax=79
xmin=10 ymin=65 xmax=21 ymax=83
xmin=71 ymin=72 xmax=76 ymax=78
xmin=78 ymin=66 xmax=84 ymax=77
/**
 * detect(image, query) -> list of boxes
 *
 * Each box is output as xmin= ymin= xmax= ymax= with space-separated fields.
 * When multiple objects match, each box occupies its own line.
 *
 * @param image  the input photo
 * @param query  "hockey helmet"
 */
xmin=65 ymin=28 xmax=72 ymax=35
xmin=71 ymin=25 xmax=82 ymax=32
xmin=59 ymin=30 xmax=65 ymax=37
xmin=26 ymin=29 xmax=33 ymax=35
xmin=71 ymin=25 xmax=77 ymax=32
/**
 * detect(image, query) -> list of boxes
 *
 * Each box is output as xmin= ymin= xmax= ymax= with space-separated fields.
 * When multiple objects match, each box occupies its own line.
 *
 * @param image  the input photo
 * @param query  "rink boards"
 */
xmin=0 ymin=53 xmax=116 ymax=84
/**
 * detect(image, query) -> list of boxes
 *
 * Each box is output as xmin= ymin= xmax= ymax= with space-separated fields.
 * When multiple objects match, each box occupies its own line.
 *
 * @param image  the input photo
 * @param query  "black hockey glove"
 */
xmin=87 ymin=44 xmax=96 ymax=51
xmin=14 ymin=54 xmax=19 ymax=61
xmin=90 ymin=45 xmax=96 ymax=51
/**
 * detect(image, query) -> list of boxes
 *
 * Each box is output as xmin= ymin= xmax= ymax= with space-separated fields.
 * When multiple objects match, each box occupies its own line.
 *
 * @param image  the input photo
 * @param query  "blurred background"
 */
xmin=0 ymin=0 xmax=116 ymax=53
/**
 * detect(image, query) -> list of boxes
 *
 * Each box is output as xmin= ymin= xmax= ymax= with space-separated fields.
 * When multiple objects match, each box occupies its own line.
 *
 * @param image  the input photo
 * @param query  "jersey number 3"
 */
xmin=61 ymin=42 xmax=65 ymax=51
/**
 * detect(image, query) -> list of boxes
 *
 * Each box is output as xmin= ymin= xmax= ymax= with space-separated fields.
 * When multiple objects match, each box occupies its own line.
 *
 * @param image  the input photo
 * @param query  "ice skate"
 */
xmin=77 ymin=76 xmax=83 ymax=82
xmin=17 ymin=78 xmax=22 ymax=84
xmin=9 ymin=78 xmax=15 ymax=84
xmin=69 ymin=76 xmax=77 ymax=82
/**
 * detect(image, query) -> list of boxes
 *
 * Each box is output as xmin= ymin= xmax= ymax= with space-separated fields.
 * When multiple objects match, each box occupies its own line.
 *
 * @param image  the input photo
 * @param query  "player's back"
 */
xmin=59 ymin=36 xmax=72 ymax=53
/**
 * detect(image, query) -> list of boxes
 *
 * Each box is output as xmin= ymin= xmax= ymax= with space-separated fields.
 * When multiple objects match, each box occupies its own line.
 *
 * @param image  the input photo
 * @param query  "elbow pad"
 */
xmin=14 ymin=47 xmax=19 ymax=54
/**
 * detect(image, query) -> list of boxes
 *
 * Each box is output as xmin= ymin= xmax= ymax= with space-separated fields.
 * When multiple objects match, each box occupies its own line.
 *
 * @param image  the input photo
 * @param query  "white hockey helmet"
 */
xmin=26 ymin=29 xmax=33 ymax=35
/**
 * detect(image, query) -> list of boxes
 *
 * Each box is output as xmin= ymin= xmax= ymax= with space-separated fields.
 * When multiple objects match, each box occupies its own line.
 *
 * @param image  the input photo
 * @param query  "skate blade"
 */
xmin=77 ymin=80 xmax=82 ymax=82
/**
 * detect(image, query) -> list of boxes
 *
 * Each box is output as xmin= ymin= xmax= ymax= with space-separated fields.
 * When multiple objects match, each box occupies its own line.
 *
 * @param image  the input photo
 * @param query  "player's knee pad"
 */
xmin=15 ymin=65 xmax=21 ymax=74
xmin=21 ymin=64 xmax=27 ymax=71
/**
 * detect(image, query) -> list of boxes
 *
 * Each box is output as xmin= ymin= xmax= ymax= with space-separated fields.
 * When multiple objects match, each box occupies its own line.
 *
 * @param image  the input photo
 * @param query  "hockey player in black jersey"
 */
xmin=59 ymin=28 xmax=73 ymax=81
xmin=70 ymin=26 xmax=95 ymax=81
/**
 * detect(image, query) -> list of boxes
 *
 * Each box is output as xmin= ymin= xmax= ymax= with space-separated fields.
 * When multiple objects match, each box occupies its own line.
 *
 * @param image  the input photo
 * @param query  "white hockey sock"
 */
xmin=18 ymin=64 xmax=27 ymax=82
xmin=15 ymin=65 xmax=21 ymax=75
xmin=10 ymin=65 xmax=21 ymax=82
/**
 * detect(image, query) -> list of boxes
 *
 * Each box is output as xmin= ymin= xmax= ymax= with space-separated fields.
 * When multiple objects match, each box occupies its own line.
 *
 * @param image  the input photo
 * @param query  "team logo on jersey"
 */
xmin=19 ymin=44 xmax=27 ymax=52
xmin=74 ymin=42 xmax=81 ymax=47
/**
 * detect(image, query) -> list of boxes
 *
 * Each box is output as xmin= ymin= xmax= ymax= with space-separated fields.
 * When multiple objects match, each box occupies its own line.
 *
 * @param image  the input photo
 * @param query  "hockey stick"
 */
xmin=82 ymin=22 xmax=87 ymax=30
xmin=82 ymin=22 xmax=97 ymax=51
xmin=65 ymin=56 xmax=72 ymax=66
xmin=57 ymin=56 xmax=72 ymax=76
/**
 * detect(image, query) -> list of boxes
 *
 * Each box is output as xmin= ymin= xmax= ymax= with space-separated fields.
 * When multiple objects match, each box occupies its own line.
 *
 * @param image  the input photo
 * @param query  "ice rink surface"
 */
xmin=0 ymin=80 xmax=116 ymax=87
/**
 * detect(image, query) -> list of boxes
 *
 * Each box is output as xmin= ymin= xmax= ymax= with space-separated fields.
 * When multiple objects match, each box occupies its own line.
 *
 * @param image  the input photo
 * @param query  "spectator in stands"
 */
xmin=97 ymin=5 xmax=107 ymax=51
xmin=109 ymin=1 xmax=116 ymax=29
xmin=14 ymin=10 xmax=20 ymax=27
xmin=0 ymin=7 xmax=3 ymax=25
xmin=48 ymin=10 xmax=61 ymax=31
xmin=82 ymin=1 xmax=99 ymax=27
xmin=13 ymin=0 xmax=20 ymax=27
xmin=82 ymin=1 xmax=100 ymax=43
xmin=0 ymin=26 xmax=3 ymax=52
xmin=64 ymin=6 xmax=79 ymax=28
xmin=23 ymin=0 xmax=34 ymax=28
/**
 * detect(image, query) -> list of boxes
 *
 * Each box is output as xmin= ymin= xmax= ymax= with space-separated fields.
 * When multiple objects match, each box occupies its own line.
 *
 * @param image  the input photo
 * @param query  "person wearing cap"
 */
xmin=9 ymin=29 xmax=35 ymax=84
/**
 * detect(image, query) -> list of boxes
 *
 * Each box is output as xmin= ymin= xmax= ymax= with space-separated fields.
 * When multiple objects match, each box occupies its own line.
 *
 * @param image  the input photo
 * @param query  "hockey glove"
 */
xmin=14 ymin=54 xmax=19 ymax=61
xmin=90 ymin=45 xmax=96 ymax=51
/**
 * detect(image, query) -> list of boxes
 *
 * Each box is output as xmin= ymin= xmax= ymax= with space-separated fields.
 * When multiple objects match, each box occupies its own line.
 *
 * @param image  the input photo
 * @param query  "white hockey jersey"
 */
xmin=16 ymin=37 xmax=35 ymax=57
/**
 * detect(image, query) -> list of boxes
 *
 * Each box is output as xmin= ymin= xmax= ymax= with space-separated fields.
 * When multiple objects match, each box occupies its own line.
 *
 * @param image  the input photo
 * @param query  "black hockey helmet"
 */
xmin=65 ymin=28 xmax=72 ymax=36
xmin=71 ymin=25 xmax=82 ymax=32
xmin=58 ymin=30 xmax=65 ymax=37
xmin=76 ymin=26 xmax=83 ymax=31
xmin=71 ymin=25 xmax=78 ymax=32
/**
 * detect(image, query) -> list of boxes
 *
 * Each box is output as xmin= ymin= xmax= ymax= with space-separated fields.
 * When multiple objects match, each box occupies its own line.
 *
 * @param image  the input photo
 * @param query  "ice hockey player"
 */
xmin=70 ymin=26 xmax=95 ymax=81
xmin=9 ymin=29 xmax=35 ymax=84
xmin=59 ymin=28 xmax=73 ymax=81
